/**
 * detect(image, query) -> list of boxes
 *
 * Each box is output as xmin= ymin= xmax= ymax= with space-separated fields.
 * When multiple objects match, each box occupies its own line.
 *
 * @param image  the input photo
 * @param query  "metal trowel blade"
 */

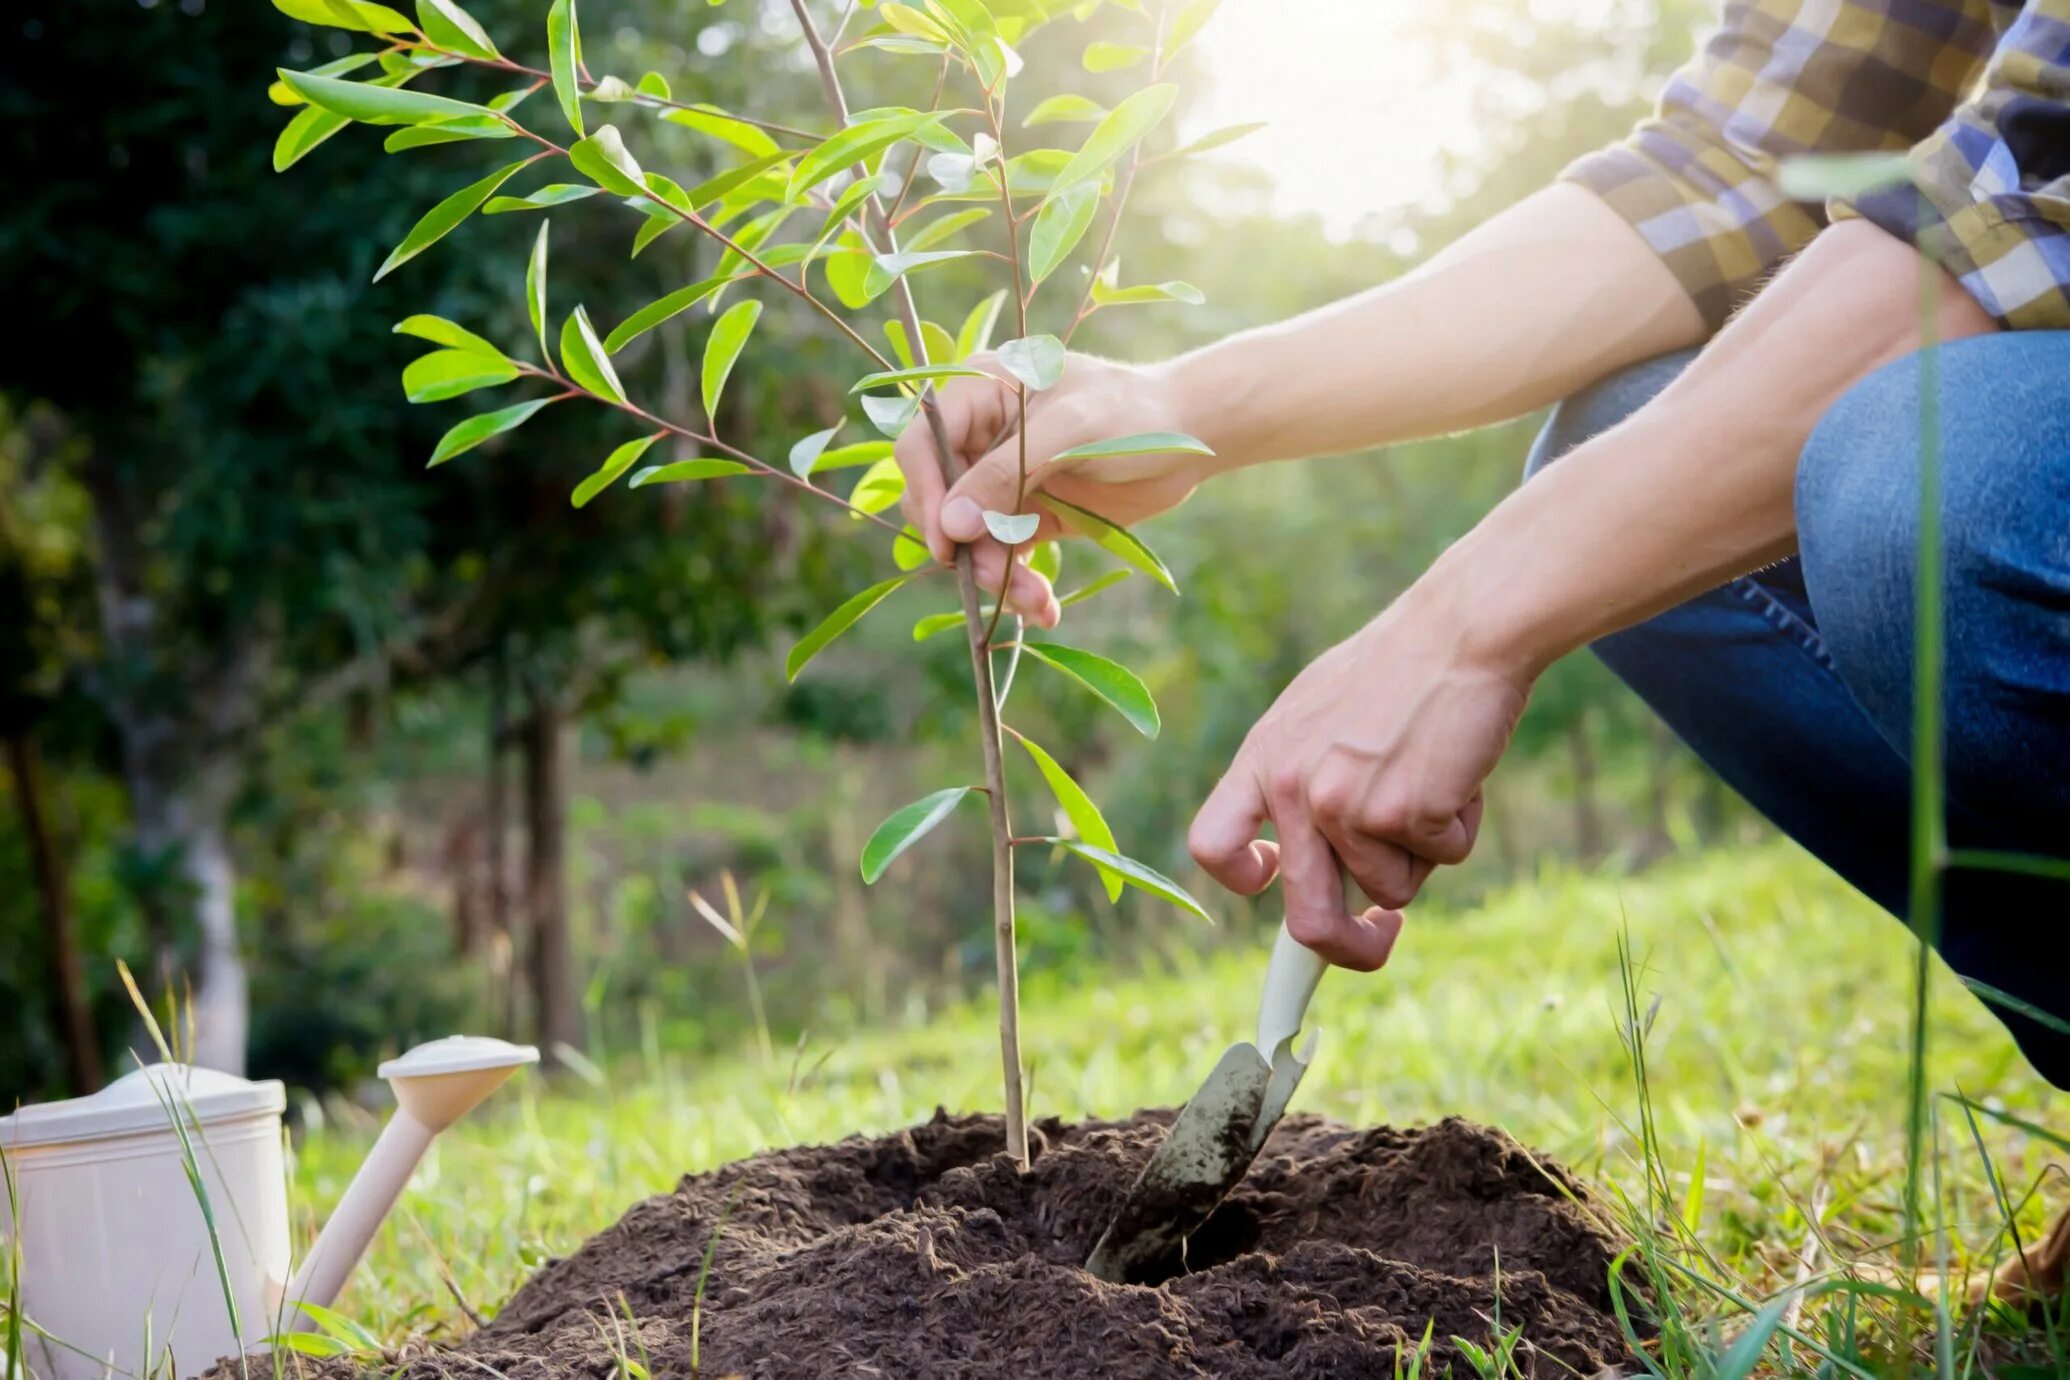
xmin=1084 ymin=1041 xmax=1273 ymax=1284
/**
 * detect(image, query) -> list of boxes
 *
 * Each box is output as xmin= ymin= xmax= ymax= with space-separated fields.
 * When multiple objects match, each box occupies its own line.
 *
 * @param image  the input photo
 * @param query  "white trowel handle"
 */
xmin=1256 ymin=922 xmax=1328 ymax=1053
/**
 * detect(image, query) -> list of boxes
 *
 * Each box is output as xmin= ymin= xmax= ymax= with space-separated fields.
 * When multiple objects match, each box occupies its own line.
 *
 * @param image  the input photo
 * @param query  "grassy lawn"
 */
xmin=295 ymin=841 xmax=2064 ymax=1368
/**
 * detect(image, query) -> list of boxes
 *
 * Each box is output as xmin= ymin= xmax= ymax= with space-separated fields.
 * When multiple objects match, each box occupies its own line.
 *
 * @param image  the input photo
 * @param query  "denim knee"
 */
xmin=1522 ymin=349 xmax=1700 ymax=483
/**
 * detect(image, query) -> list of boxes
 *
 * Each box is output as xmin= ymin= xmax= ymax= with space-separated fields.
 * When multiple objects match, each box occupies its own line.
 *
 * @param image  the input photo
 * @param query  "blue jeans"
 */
xmin=1524 ymin=333 xmax=2070 ymax=1085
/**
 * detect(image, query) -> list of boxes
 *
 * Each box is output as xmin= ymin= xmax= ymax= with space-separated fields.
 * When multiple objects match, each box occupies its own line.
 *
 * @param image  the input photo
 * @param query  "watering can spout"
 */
xmin=284 ymin=1036 xmax=537 ymax=1319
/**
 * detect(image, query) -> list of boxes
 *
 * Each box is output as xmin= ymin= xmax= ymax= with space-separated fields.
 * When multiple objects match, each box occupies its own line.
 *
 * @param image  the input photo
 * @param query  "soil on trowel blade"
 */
xmin=280 ymin=1112 xmax=1635 ymax=1378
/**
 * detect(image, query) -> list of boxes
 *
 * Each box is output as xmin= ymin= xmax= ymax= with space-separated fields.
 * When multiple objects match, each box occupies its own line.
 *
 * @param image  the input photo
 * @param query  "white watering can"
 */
xmin=0 ymin=1035 xmax=537 ymax=1380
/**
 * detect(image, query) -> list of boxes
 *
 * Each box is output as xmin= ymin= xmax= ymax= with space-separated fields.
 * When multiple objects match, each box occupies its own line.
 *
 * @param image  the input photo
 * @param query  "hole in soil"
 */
xmin=1119 ymin=1198 xmax=1263 ymax=1285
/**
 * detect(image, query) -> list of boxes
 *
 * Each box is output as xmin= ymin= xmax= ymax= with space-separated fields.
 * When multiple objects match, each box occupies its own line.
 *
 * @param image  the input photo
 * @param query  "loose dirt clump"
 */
xmin=300 ymin=1112 xmax=1635 ymax=1378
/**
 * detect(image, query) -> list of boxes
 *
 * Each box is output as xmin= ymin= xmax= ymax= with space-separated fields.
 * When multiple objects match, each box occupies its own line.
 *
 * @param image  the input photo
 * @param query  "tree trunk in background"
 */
xmin=523 ymin=696 xmax=582 ymax=1061
xmin=6 ymin=734 xmax=103 ymax=1093
xmin=1568 ymin=712 xmax=1603 ymax=863
xmin=487 ymin=657 xmax=517 ymax=1038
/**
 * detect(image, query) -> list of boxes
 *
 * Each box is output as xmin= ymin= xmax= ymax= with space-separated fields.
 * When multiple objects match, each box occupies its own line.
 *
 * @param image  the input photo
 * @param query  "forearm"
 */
xmin=1155 ymin=184 xmax=1707 ymax=471
xmin=1434 ymin=221 xmax=1999 ymax=679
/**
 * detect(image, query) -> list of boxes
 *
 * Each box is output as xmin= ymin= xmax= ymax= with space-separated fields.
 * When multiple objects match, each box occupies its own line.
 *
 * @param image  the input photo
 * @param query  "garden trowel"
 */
xmin=1085 ymin=921 xmax=1327 ymax=1283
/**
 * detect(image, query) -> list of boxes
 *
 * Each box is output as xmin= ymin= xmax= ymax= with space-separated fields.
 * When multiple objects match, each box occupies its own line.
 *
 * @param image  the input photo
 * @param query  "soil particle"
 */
xmin=272 ymin=1112 xmax=1633 ymax=1379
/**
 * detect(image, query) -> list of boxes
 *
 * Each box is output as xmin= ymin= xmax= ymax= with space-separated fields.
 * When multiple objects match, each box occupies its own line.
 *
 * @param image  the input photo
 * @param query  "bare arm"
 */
xmin=1187 ymin=221 xmax=1999 ymax=967
xmin=895 ymin=184 xmax=1706 ymax=618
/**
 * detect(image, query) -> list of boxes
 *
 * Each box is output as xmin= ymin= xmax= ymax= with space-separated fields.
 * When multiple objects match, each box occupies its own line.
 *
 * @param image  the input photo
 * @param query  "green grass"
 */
xmin=286 ymin=841 xmax=2065 ymax=1371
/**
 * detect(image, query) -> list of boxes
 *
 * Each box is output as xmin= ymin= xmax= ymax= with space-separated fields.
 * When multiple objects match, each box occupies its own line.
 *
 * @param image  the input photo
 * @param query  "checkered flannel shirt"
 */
xmin=1566 ymin=0 xmax=2070 ymax=330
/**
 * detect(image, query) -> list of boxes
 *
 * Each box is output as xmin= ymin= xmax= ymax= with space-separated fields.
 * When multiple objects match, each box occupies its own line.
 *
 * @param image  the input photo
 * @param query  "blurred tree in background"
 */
xmin=0 ymin=0 xmax=1748 ymax=1106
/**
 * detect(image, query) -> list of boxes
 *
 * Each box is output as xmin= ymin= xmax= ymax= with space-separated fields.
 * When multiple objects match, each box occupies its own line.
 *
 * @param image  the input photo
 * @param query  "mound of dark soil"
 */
xmin=334 ymin=1112 xmax=1634 ymax=1377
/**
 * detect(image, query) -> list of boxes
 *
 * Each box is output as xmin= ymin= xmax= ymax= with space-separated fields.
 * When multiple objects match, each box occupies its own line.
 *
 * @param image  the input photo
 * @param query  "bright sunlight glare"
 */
xmin=1189 ymin=0 xmax=1474 ymax=238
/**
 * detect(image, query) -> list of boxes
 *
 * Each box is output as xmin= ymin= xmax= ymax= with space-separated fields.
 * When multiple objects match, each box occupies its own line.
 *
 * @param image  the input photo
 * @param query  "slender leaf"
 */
xmin=629 ymin=458 xmax=751 ymax=487
xmin=860 ymin=788 xmax=971 ymax=883
xmin=547 ymin=0 xmax=584 ymax=137
xmin=572 ymin=432 xmax=664 ymax=507
xmin=416 ymin=0 xmax=499 ymax=57
xmin=1023 ymin=94 xmax=1106 ymax=127
xmin=273 ymin=0 xmax=411 ymax=33
xmin=276 ymin=67 xmax=492 ymax=124
xmin=789 ymin=114 xmax=935 ymax=200
xmin=1090 ymin=278 xmax=1204 ymax=307
xmin=1051 ymin=84 xmax=1176 ymax=193
xmin=568 ymin=125 xmax=646 ymax=197
xmin=847 ymin=456 xmax=905 ymax=513
xmin=1167 ymin=0 xmax=1221 ymax=54
xmin=375 ymin=159 xmax=528 ymax=280
xmin=526 ymin=222 xmax=550 ymax=360
xmin=957 ymin=290 xmax=1007 ymax=360
xmin=1166 ymin=121 xmax=1266 ymax=160
xmin=1021 ymin=642 xmax=1159 ymax=737
xmin=903 ymin=208 xmax=991 ymax=252
xmin=1050 ymin=430 xmax=1213 ymax=463
xmin=402 ymin=349 xmax=519 ymax=402
xmin=274 ymin=104 xmax=352 ymax=171
xmin=269 ymin=52 xmax=378 ymax=105
xmin=893 ymin=524 xmax=931 ymax=570
xmin=428 ymin=396 xmax=558 ymax=465
xmin=1712 ymin=1292 xmax=1794 ymax=1380
xmin=810 ymin=440 xmax=893 ymax=473
xmin=996 ymin=334 xmax=1064 ymax=390
xmin=1028 ymin=180 xmax=1098 ymax=284
xmin=849 ymin=363 xmax=988 ymax=394
xmin=913 ymin=610 xmax=965 ymax=641
xmin=1046 ymin=840 xmax=1207 ymax=918
xmin=384 ymin=115 xmax=517 ymax=151
xmin=394 ymin=314 xmax=503 ymax=358
xmin=860 ymin=391 xmax=920 ymax=437
xmin=786 ymin=574 xmax=912 ymax=681
xmin=701 ymin=300 xmax=762 ymax=422
xmin=1017 ymin=737 xmax=1121 ymax=899
xmin=661 ymin=104 xmax=781 ymax=159
xmin=484 ymin=183 xmax=602 ymax=214
xmin=864 ymin=249 xmax=974 ymax=297
xmin=1059 ymin=568 xmax=1132 ymax=607
xmin=1081 ymin=41 xmax=1148 ymax=72
xmin=788 ymin=425 xmax=842 ymax=477
xmin=1038 ymin=494 xmax=1176 ymax=593
xmin=559 ymin=305 xmax=626 ymax=402
xmin=600 ymin=276 xmax=729 ymax=354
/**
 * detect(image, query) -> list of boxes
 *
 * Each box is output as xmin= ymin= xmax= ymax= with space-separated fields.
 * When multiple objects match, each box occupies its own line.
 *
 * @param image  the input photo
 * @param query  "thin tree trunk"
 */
xmin=1568 ymin=712 xmax=1603 ymax=863
xmin=6 ymin=734 xmax=102 ymax=1093
xmin=523 ymin=696 xmax=582 ymax=1060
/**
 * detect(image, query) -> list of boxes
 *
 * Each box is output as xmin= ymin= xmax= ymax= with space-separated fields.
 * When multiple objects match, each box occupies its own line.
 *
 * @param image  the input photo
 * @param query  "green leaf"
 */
xmin=559 ymin=305 xmax=626 ymax=402
xmin=1046 ymin=840 xmax=1207 ymax=918
xmin=849 ymin=363 xmax=988 ymax=394
xmin=825 ymin=240 xmax=882 ymax=310
xmin=865 ymin=249 xmax=974 ymax=297
xmin=428 ymin=396 xmax=559 ymax=466
xmin=1052 ymin=84 xmax=1176 ymax=194
xmin=637 ymin=71 xmax=671 ymax=99
xmin=701 ymin=299 xmax=762 ymax=422
xmin=290 ymin=1301 xmax=383 ymax=1354
xmin=1016 ymin=737 xmax=1120 ymax=899
xmin=394 ymin=314 xmax=503 ymax=358
xmin=484 ymin=183 xmax=602 ymax=214
xmin=912 ymin=610 xmax=964 ymax=641
xmin=956 ymin=290 xmax=1006 ymax=360
xmin=375 ymin=159 xmax=528 ymax=280
xmin=995 ymin=334 xmax=1064 ymax=390
xmin=1023 ymin=94 xmax=1106 ymax=127
xmin=1710 ymin=1292 xmax=1792 ymax=1380
xmin=893 ymin=525 xmax=931 ymax=570
xmin=1059 ymin=569 xmax=1131 ymax=607
xmin=273 ymin=0 xmax=411 ymax=33
xmin=1090 ymin=278 xmax=1204 ymax=307
xmin=270 ymin=53 xmax=377 ymax=106
xmin=383 ymin=115 xmax=518 ymax=151
xmin=602 ymin=275 xmax=729 ymax=354
xmin=568 ymin=125 xmax=646 ymax=197
xmin=1081 ymin=41 xmax=1148 ymax=72
xmin=274 ymin=104 xmax=351 ymax=172
xmin=787 ymin=574 xmax=912 ymax=681
xmin=860 ymin=787 xmax=971 ymax=883
xmin=1021 ymin=642 xmax=1159 ymax=737
xmin=661 ymin=105 xmax=781 ymax=160
xmin=263 ymin=1332 xmax=354 ymax=1359
xmin=1167 ymin=0 xmax=1221 ymax=54
xmin=789 ymin=113 xmax=938 ymax=200
xmin=571 ymin=431 xmax=664 ymax=507
xmin=586 ymin=75 xmax=638 ymax=103
xmin=1050 ymin=430 xmax=1212 ymax=464
xmin=1038 ymin=494 xmax=1176 ymax=594
xmin=1028 ymin=180 xmax=1098 ymax=284
xmin=402 ymin=349 xmax=520 ymax=402
xmin=1167 ymin=121 xmax=1266 ymax=160
xmin=628 ymin=458 xmax=751 ymax=487
xmin=983 ymin=510 xmax=1039 ymax=543
xmin=526 ymin=222 xmax=550 ymax=360
xmin=547 ymin=0 xmax=584 ymax=137
xmin=847 ymin=456 xmax=905 ymax=513
xmin=902 ymin=208 xmax=991 ymax=252
xmin=276 ymin=68 xmax=493 ymax=125
xmin=1028 ymin=539 xmax=1061 ymax=583
xmin=416 ymin=0 xmax=499 ymax=57
xmin=860 ymin=392 xmax=919 ymax=438
xmin=789 ymin=424 xmax=843 ymax=477
xmin=810 ymin=440 xmax=893 ymax=473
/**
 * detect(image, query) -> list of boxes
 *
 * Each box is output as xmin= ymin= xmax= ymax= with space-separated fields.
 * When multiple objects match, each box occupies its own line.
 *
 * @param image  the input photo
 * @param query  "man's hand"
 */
xmin=892 ymin=352 xmax=1212 ymax=624
xmin=1187 ymin=584 xmax=1528 ymax=970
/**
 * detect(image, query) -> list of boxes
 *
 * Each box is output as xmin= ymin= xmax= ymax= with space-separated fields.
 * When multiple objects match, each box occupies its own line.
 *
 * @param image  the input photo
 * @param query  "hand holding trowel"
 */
xmin=1085 ymin=919 xmax=1329 ymax=1283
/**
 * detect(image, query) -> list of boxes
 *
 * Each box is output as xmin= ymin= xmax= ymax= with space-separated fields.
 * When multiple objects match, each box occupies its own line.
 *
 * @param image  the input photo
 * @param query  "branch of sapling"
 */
xmin=1064 ymin=11 xmax=1169 ymax=345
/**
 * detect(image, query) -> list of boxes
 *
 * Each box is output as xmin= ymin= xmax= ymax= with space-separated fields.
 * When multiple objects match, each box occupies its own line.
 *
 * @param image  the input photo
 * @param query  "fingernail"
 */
xmin=942 ymin=497 xmax=983 ymax=541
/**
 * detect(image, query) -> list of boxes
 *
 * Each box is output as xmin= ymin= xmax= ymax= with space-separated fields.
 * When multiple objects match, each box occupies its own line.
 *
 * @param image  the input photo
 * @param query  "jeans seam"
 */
xmin=1728 ymin=575 xmax=1838 ymax=672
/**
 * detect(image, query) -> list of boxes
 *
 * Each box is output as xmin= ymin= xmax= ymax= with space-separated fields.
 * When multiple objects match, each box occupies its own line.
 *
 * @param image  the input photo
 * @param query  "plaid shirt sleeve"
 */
xmin=1836 ymin=1 xmax=2070 ymax=329
xmin=1563 ymin=0 xmax=1996 ymax=331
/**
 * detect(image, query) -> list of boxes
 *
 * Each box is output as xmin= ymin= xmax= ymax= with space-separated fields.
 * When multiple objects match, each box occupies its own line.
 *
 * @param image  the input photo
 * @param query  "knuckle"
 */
xmin=1306 ymin=773 xmax=1360 ymax=825
xmin=1186 ymin=822 xmax=1223 ymax=869
xmin=1284 ymin=910 xmax=1334 ymax=950
xmin=1263 ymin=764 xmax=1305 ymax=808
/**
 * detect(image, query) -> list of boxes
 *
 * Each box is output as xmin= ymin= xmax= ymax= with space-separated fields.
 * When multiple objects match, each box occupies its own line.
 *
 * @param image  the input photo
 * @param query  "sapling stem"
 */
xmin=787 ymin=0 xmax=1028 ymax=1166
